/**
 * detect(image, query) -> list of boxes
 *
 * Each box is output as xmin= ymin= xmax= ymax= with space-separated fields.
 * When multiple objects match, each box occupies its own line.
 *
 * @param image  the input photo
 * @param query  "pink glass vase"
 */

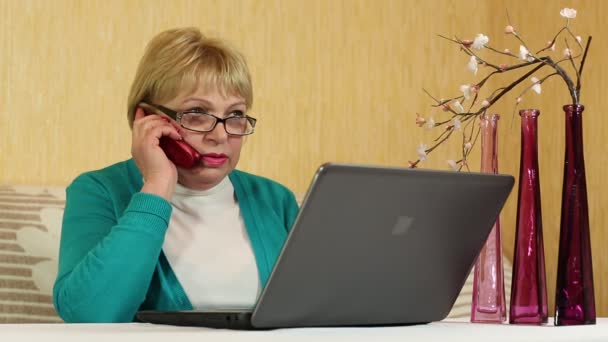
xmin=509 ymin=109 xmax=548 ymax=325
xmin=471 ymin=114 xmax=506 ymax=323
xmin=554 ymin=104 xmax=596 ymax=325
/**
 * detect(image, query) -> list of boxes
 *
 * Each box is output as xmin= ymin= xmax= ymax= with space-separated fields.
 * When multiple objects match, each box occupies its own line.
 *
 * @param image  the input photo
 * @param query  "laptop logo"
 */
xmin=391 ymin=216 xmax=415 ymax=236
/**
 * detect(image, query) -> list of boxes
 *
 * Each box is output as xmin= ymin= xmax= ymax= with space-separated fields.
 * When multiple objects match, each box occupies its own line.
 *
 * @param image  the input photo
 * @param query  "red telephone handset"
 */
xmin=158 ymin=137 xmax=201 ymax=169
xmin=139 ymin=103 xmax=201 ymax=168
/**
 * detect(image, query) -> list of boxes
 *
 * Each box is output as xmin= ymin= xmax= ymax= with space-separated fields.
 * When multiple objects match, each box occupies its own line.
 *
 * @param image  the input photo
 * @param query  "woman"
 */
xmin=53 ymin=28 xmax=299 ymax=323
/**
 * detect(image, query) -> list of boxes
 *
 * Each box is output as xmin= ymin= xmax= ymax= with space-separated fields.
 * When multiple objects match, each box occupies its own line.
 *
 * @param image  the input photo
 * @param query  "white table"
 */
xmin=3 ymin=318 xmax=608 ymax=342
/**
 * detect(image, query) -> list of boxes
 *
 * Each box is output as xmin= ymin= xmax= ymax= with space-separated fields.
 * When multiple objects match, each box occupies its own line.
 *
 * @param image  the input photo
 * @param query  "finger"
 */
xmin=153 ymin=124 xmax=182 ymax=141
xmin=140 ymin=119 xmax=181 ymax=139
xmin=134 ymin=106 xmax=174 ymax=126
xmin=134 ymin=116 xmax=169 ymax=135
xmin=166 ymin=119 xmax=181 ymax=132
xmin=134 ymin=107 xmax=146 ymax=121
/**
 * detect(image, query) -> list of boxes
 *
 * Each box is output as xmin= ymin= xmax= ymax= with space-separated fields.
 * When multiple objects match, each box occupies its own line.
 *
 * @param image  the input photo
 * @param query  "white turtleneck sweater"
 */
xmin=162 ymin=177 xmax=261 ymax=310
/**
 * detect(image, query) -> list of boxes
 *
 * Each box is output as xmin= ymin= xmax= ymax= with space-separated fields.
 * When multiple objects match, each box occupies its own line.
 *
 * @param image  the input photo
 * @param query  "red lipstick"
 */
xmin=202 ymin=153 xmax=228 ymax=167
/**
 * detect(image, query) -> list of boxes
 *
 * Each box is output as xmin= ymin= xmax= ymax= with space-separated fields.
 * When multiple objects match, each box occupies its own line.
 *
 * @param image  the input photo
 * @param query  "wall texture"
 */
xmin=1 ymin=0 xmax=606 ymax=317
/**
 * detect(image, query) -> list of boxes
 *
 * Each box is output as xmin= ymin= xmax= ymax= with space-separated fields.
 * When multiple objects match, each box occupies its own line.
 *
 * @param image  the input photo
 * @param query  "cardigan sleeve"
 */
xmin=53 ymin=174 xmax=171 ymax=323
xmin=283 ymin=189 xmax=300 ymax=233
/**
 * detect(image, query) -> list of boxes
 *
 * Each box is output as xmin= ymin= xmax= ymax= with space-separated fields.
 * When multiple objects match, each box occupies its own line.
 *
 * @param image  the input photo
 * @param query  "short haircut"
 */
xmin=127 ymin=27 xmax=252 ymax=128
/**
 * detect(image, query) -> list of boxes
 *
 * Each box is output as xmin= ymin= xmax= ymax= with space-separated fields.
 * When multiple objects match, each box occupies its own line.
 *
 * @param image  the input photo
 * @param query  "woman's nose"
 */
xmin=203 ymin=122 xmax=229 ymax=144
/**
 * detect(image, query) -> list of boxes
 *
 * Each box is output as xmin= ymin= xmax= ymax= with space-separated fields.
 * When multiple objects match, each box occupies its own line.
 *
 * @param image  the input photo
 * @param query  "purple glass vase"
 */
xmin=554 ymin=104 xmax=596 ymax=325
xmin=471 ymin=114 xmax=506 ymax=323
xmin=509 ymin=109 xmax=548 ymax=325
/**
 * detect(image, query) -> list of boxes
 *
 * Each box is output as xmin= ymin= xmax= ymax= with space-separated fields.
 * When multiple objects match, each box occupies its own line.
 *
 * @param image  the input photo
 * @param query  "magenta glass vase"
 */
xmin=509 ymin=109 xmax=548 ymax=325
xmin=471 ymin=114 xmax=506 ymax=323
xmin=554 ymin=104 xmax=596 ymax=325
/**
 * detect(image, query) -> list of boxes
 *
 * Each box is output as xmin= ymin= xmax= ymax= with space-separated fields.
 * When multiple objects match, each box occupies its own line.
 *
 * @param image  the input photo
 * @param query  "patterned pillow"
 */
xmin=0 ymin=185 xmax=64 ymax=323
xmin=446 ymin=255 xmax=513 ymax=319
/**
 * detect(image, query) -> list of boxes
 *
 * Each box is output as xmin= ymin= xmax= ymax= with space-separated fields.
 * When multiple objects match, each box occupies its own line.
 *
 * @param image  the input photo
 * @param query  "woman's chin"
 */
xmin=177 ymin=164 xmax=231 ymax=188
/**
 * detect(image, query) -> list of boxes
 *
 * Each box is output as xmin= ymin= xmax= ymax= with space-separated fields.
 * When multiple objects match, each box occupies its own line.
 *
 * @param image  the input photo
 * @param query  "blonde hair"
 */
xmin=127 ymin=27 xmax=253 ymax=128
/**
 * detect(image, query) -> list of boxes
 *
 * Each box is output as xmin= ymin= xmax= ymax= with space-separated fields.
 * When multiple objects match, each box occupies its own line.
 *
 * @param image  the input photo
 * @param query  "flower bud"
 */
xmin=461 ymin=39 xmax=473 ymax=48
xmin=415 ymin=113 xmax=426 ymax=127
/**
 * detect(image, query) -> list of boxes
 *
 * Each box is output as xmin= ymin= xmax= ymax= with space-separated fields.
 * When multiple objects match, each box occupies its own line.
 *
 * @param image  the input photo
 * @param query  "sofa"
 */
xmin=0 ymin=184 xmax=511 ymax=323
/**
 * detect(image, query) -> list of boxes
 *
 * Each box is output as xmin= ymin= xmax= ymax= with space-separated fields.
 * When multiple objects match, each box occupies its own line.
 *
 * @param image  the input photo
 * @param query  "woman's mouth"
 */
xmin=201 ymin=153 xmax=228 ymax=167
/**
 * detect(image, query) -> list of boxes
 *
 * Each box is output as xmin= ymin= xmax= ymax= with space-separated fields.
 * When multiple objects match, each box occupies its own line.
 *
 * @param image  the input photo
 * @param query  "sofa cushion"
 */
xmin=446 ymin=255 xmax=512 ymax=319
xmin=0 ymin=185 xmax=64 ymax=323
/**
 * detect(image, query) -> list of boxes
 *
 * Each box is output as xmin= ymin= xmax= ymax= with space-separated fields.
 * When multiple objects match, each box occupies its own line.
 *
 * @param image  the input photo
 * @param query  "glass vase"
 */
xmin=471 ymin=114 xmax=506 ymax=323
xmin=509 ymin=109 xmax=548 ymax=325
xmin=554 ymin=104 xmax=596 ymax=325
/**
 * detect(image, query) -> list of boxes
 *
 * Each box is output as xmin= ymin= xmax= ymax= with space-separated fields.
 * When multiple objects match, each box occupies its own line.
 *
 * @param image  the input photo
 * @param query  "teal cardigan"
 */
xmin=53 ymin=159 xmax=299 ymax=323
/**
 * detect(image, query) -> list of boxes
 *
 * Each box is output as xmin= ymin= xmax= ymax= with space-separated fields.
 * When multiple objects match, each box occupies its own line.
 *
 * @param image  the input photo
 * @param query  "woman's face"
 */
xmin=163 ymin=85 xmax=247 ymax=191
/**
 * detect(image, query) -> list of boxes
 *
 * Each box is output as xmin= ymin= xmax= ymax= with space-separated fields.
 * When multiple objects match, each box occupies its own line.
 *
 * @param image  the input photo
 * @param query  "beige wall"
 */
xmin=1 ymin=0 xmax=606 ymax=316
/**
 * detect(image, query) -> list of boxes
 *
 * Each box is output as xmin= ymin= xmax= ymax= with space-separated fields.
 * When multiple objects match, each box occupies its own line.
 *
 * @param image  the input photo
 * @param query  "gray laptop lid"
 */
xmin=251 ymin=163 xmax=514 ymax=328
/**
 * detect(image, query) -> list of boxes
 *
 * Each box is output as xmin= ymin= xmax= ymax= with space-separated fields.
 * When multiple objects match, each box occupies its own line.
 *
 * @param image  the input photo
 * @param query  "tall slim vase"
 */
xmin=555 ymin=104 xmax=596 ymax=325
xmin=471 ymin=114 xmax=506 ymax=323
xmin=509 ymin=109 xmax=548 ymax=325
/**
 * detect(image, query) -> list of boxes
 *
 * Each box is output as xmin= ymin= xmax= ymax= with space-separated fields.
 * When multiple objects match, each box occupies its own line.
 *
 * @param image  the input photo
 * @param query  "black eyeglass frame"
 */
xmin=142 ymin=102 xmax=257 ymax=136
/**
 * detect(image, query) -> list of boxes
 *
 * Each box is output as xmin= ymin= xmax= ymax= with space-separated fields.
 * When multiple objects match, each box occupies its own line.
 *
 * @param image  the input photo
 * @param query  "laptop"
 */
xmin=136 ymin=163 xmax=514 ymax=329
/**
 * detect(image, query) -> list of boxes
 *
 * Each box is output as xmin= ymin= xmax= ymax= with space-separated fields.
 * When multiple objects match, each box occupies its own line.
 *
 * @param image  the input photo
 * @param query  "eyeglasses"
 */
xmin=144 ymin=103 xmax=257 ymax=136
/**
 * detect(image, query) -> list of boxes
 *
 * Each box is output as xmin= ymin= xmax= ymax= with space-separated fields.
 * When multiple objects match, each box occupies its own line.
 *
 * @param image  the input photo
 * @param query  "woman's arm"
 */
xmin=53 ymin=175 xmax=171 ymax=323
xmin=283 ymin=189 xmax=300 ymax=233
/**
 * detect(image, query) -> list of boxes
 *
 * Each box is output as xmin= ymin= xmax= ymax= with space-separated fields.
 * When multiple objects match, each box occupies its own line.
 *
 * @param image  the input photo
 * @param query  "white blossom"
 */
xmin=452 ymin=118 xmax=462 ymax=130
xmin=472 ymin=34 xmax=489 ymax=50
xmin=451 ymin=101 xmax=465 ymax=114
xmin=519 ymin=45 xmax=533 ymax=61
xmin=560 ymin=8 xmax=577 ymax=19
xmin=531 ymin=77 xmax=542 ymax=94
xmin=417 ymin=144 xmax=428 ymax=161
xmin=425 ymin=117 xmax=436 ymax=130
xmin=519 ymin=45 xmax=528 ymax=59
xmin=563 ymin=48 xmax=572 ymax=57
xmin=467 ymin=56 xmax=478 ymax=75
xmin=464 ymin=142 xmax=472 ymax=151
xmin=459 ymin=84 xmax=473 ymax=100
xmin=504 ymin=25 xmax=515 ymax=34
xmin=447 ymin=160 xmax=459 ymax=171
xmin=481 ymin=99 xmax=490 ymax=108
xmin=504 ymin=48 xmax=511 ymax=54
xmin=576 ymin=36 xmax=582 ymax=44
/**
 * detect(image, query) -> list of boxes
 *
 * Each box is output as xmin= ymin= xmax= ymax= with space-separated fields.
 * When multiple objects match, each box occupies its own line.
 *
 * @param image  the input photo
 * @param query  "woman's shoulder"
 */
xmin=229 ymin=169 xmax=294 ymax=199
xmin=69 ymin=159 xmax=142 ymax=194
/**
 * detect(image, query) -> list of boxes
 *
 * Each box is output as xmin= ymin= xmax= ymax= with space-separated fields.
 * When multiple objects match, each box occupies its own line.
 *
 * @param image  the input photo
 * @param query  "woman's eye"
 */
xmin=186 ymin=107 xmax=207 ymax=113
xmin=229 ymin=110 xmax=245 ymax=117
